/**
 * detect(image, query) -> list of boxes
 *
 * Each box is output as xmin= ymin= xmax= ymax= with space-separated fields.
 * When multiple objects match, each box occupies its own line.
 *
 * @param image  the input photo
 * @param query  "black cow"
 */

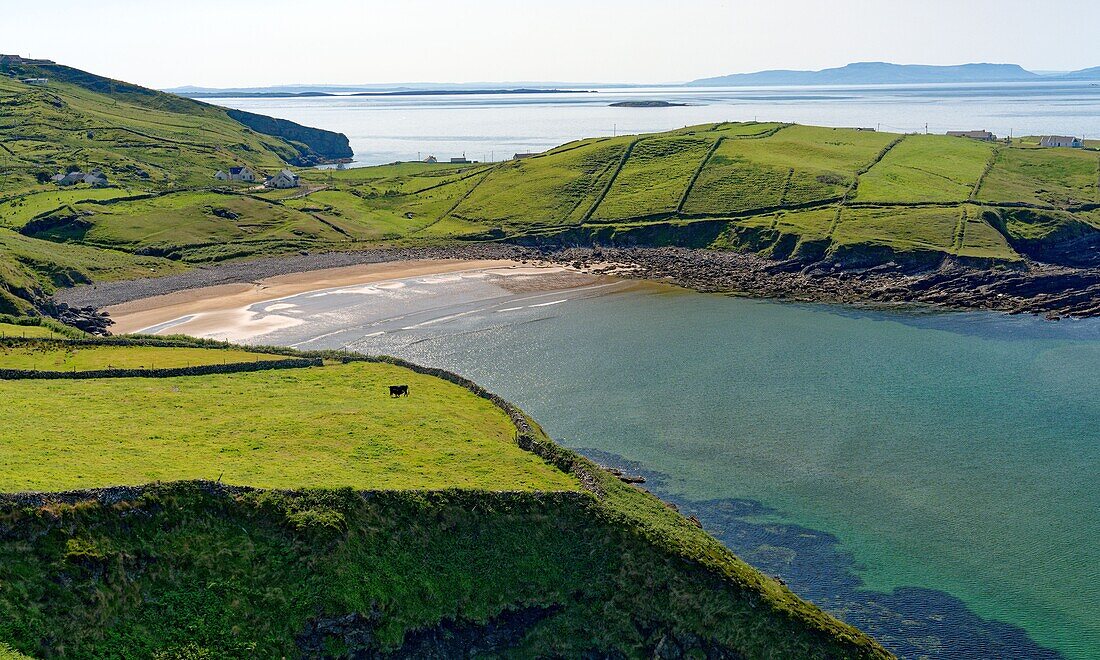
xmin=389 ymin=384 xmax=409 ymax=397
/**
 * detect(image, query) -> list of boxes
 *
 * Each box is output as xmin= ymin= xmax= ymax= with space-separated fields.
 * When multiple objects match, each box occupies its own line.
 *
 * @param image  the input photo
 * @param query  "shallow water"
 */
xmin=191 ymin=273 xmax=1099 ymax=659
xmin=204 ymin=82 xmax=1100 ymax=165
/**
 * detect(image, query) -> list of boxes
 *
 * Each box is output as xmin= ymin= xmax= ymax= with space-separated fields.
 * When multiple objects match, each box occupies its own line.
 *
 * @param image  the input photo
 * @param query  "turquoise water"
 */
xmin=236 ymin=278 xmax=1099 ymax=658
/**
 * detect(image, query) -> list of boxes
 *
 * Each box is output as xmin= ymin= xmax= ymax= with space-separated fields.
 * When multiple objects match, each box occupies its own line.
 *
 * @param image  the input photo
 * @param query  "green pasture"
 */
xmin=977 ymin=146 xmax=1099 ymax=207
xmin=593 ymin=135 xmax=712 ymax=220
xmin=0 ymin=360 xmax=578 ymax=493
xmin=0 ymin=323 xmax=64 ymax=339
xmin=0 ymin=343 xmax=283 ymax=371
xmin=855 ymin=135 xmax=993 ymax=203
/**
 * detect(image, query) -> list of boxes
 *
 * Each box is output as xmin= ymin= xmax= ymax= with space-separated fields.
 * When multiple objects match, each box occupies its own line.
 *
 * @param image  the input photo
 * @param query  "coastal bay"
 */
xmin=112 ymin=263 xmax=1100 ymax=659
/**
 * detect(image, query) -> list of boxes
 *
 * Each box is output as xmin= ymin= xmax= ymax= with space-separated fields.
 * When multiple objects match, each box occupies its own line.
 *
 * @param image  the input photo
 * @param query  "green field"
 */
xmin=0 ymin=188 xmax=138 ymax=230
xmin=592 ymin=135 xmax=712 ymax=220
xmin=684 ymin=125 xmax=894 ymax=215
xmin=854 ymin=135 xmax=994 ymax=203
xmin=976 ymin=146 xmax=1100 ymax=207
xmin=0 ymin=323 xmax=64 ymax=339
xmin=449 ymin=138 xmax=629 ymax=228
xmin=0 ymin=342 xmax=283 ymax=371
xmin=0 ymin=360 xmax=576 ymax=493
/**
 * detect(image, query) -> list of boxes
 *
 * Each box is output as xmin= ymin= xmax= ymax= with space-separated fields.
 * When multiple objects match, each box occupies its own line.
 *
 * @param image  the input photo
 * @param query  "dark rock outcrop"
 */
xmin=227 ymin=108 xmax=353 ymax=163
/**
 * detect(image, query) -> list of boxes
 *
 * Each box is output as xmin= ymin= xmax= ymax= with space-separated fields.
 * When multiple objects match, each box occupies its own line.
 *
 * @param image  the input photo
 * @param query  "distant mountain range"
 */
xmin=1057 ymin=65 xmax=1100 ymax=80
xmin=688 ymin=62 xmax=1100 ymax=86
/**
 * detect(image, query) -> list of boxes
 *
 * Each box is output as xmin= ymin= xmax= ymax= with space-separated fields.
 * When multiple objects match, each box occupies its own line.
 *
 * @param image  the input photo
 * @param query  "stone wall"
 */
xmin=0 ymin=357 xmax=321 ymax=380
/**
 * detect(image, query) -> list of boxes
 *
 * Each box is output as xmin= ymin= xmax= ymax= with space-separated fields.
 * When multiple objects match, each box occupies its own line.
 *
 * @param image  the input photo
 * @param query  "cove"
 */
xmin=212 ymin=274 xmax=1100 ymax=659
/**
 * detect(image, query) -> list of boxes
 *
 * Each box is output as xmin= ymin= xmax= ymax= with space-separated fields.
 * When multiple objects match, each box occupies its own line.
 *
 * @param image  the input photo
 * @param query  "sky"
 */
xmin=3 ymin=0 xmax=1100 ymax=89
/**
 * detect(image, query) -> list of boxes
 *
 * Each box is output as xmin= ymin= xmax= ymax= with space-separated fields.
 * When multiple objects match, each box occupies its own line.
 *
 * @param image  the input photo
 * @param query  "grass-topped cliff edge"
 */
xmin=1 ymin=59 xmax=1099 ymax=322
xmin=0 ymin=336 xmax=890 ymax=658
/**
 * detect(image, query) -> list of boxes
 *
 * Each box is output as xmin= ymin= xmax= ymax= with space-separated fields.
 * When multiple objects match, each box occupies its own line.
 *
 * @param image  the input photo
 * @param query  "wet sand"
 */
xmin=107 ymin=259 xmax=593 ymax=338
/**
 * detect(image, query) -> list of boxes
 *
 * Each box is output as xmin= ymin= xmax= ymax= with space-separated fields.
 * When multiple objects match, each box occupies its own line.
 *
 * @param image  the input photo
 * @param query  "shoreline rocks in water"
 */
xmin=553 ymin=246 xmax=1100 ymax=319
xmin=51 ymin=244 xmax=1100 ymax=324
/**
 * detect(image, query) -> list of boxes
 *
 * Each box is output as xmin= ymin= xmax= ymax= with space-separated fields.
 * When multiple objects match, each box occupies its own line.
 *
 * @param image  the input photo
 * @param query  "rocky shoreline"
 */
xmin=558 ymin=246 xmax=1100 ymax=319
xmin=53 ymin=245 xmax=1100 ymax=325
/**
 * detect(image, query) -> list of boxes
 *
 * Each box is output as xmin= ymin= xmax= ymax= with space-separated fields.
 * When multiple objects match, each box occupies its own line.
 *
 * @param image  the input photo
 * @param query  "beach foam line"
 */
xmin=135 ymin=315 xmax=195 ymax=335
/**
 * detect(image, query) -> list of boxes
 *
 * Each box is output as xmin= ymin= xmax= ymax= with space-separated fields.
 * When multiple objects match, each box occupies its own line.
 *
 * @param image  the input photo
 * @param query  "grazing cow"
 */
xmin=389 ymin=384 xmax=409 ymax=397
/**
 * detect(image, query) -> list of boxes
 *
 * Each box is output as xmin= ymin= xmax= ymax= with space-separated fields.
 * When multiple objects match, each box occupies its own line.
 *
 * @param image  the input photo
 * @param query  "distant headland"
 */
xmin=689 ymin=61 xmax=1100 ymax=87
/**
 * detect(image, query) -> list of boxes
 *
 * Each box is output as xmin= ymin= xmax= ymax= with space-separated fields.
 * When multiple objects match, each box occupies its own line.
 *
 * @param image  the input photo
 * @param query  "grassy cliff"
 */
xmin=0 ymin=338 xmax=890 ymax=658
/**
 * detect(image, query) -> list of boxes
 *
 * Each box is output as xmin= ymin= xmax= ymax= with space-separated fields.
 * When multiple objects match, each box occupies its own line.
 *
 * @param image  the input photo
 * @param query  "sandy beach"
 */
xmin=107 ymin=259 xmax=529 ymax=336
xmin=105 ymin=259 xmax=601 ymax=338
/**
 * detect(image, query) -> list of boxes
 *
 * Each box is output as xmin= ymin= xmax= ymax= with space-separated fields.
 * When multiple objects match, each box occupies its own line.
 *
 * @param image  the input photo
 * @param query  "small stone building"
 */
xmin=54 ymin=171 xmax=85 ymax=186
xmin=947 ymin=130 xmax=997 ymax=141
xmin=82 ymin=170 xmax=108 ymax=187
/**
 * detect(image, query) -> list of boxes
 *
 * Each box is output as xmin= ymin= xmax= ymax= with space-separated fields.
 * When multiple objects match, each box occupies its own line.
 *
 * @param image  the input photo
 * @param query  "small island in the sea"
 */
xmin=609 ymin=100 xmax=688 ymax=107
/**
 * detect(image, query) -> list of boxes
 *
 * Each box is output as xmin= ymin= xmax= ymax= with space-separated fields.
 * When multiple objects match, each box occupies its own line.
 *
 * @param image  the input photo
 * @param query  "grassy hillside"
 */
xmin=2 ymin=60 xmax=1098 ymax=318
xmin=0 ymin=228 xmax=182 ymax=314
xmin=0 ymin=58 xmax=353 ymax=312
xmin=0 ymin=338 xmax=890 ymax=658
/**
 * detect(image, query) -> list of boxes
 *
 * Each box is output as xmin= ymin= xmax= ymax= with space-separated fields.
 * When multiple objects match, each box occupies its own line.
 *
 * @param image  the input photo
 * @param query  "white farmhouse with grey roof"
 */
xmin=1039 ymin=135 xmax=1083 ymax=148
xmin=266 ymin=169 xmax=299 ymax=189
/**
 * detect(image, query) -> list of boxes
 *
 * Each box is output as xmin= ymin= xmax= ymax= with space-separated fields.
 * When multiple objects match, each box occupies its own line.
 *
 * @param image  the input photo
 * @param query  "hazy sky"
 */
xmin=4 ymin=0 xmax=1099 ymax=88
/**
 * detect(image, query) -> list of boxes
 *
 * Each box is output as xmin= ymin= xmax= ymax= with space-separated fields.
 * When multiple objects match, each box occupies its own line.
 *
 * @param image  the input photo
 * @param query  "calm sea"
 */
xmin=201 ymin=82 xmax=1100 ymax=165
xmin=172 ymin=271 xmax=1100 ymax=660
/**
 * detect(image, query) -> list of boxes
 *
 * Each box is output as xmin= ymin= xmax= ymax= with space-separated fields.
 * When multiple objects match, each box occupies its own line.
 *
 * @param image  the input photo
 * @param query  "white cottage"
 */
xmin=266 ymin=169 xmax=299 ymax=189
xmin=228 ymin=166 xmax=256 ymax=182
xmin=1039 ymin=136 xmax=1083 ymax=148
